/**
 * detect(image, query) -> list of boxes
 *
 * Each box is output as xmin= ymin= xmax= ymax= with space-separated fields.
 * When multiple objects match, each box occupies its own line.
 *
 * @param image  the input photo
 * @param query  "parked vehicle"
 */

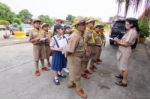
xmin=21 ymin=24 xmax=32 ymax=36
xmin=109 ymin=20 xmax=126 ymax=45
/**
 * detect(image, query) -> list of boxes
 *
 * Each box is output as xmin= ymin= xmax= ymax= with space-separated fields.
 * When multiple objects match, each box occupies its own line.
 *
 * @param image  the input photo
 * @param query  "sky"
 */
xmin=0 ymin=0 xmax=146 ymax=21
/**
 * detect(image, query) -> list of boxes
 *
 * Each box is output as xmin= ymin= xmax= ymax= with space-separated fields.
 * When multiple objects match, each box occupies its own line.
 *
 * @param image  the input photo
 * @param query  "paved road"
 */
xmin=0 ymin=42 xmax=150 ymax=99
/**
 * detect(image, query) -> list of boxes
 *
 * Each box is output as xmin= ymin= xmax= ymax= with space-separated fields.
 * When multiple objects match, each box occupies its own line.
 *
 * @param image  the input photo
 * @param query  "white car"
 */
xmin=0 ymin=25 xmax=11 ymax=39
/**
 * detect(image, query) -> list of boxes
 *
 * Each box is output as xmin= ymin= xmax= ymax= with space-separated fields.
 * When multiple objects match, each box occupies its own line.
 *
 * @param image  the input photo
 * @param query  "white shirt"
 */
xmin=50 ymin=35 xmax=68 ymax=54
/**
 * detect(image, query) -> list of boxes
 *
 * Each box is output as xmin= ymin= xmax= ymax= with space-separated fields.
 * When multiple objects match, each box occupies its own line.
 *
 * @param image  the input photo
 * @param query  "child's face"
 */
xmin=95 ymin=27 xmax=101 ymax=33
xmin=100 ymin=28 xmax=104 ymax=33
xmin=34 ymin=22 xmax=41 ymax=29
xmin=43 ymin=26 xmax=49 ymax=31
xmin=57 ymin=29 xmax=63 ymax=35
xmin=87 ymin=21 xmax=95 ymax=29
xmin=66 ymin=28 xmax=72 ymax=33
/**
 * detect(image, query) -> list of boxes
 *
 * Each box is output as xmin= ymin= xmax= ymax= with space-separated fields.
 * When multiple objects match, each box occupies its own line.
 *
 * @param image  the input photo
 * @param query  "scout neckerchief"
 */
xmin=73 ymin=29 xmax=87 ymax=50
xmin=98 ymin=32 xmax=103 ymax=46
xmin=33 ymin=28 xmax=43 ymax=37
xmin=86 ymin=27 xmax=95 ymax=44
xmin=47 ymin=30 xmax=51 ymax=38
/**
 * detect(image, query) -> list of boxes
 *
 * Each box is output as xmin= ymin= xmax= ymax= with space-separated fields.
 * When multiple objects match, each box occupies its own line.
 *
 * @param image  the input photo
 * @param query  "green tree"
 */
xmin=0 ymin=2 xmax=17 ymax=23
xmin=0 ymin=20 xmax=10 ymax=25
xmin=18 ymin=9 xmax=32 ymax=23
xmin=38 ymin=15 xmax=55 ymax=27
xmin=66 ymin=14 xmax=75 ymax=24
xmin=12 ymin=18 xmax=22 ymax=25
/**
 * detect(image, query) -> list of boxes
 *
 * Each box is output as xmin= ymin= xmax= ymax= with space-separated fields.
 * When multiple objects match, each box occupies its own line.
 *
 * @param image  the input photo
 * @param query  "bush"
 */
xmin=0 ymin=20 xmax=10 ymax=25
xmin=138 ymin=16 xmax=150 ymax=37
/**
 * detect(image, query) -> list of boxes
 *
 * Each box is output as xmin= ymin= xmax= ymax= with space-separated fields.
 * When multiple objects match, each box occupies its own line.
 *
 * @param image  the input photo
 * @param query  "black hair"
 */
xmin=126 ymin=18 xmax=140 ymax=32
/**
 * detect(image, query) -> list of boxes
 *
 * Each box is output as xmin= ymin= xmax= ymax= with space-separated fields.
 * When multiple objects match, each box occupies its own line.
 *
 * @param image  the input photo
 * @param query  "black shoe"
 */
xmin=115 ymin=81 xmax=127 ymax=87
xmin=115 ymin=74 xmax=123 ymax=79
xmin=53 ymin=79 xmax=60 ymax=85
xmin=58 ymin=74 xmax=67 ymax=78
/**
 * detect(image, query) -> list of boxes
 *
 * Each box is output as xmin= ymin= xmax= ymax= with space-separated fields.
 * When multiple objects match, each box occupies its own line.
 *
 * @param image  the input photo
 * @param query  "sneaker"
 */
xmin=90 ymin=66 xmax=96 ymax=72
xmin=115 ymin=81 xmax=127 ymax=87
xmin=53 ymin=79 xmax=60 ymax=85
xmin=76 ymin=88 xmax=87 ymax=98
xmin=81 ymin=73 xmax=90 ymax=79
xmin=35 ymin=70 xmax=40 ymax=76
xmin=115 ymin=74 xmax=123 ymax=79
xmin=84 ymin=70 xmax=92 ymax=75
xmin=42 ymin=66 xmax=49 ymax=71
xmin=63 ymin=68 xmax=69 ymax=73
xmin=58 ymin=74 xmax=67 ymax=78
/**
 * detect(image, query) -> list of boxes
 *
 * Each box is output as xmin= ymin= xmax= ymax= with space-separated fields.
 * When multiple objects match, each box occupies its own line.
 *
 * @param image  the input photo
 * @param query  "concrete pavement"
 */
xmin=0 ymin=43 xmax=150 ymax=99
xmin=0 ymin=36 xmax=29 ymax=47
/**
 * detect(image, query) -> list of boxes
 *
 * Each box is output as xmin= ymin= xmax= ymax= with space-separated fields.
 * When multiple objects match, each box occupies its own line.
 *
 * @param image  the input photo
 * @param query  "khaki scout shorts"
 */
xmin=33 ymin=45 xmax=46 ymax=61
xmin=45 ymin=45 xmax=51 ymax=59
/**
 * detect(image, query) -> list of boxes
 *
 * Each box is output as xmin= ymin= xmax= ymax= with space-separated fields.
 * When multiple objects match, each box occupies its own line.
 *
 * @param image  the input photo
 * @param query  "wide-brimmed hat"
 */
xmin=94 ymin=24 xmax=104 ymax=29
xmin=41 ymin=23 xmax=49 ymax=28
xmin=86 ymin=18 xmax=96 ymax=23
xmin=72 ymin=17 xmax=86 ymax=26
xmin=56 ymin=19 xmax=64 ymax=23
xmin=32 ymin=19 xmax=41 ymax=24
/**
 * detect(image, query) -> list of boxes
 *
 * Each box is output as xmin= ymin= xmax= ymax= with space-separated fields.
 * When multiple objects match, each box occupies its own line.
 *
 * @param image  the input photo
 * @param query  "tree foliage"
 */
xmin=38 ymin=15 xmax=55 ymax=27
xmin=139 ymin=16 xmax=150 ymax=37
xmin=18 ymin=9 xmax=32 ymax=23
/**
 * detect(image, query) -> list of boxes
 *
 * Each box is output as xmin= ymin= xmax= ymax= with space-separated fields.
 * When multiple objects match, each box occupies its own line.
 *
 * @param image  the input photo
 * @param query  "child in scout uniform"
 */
xmin=113 ymin=18 xmax=138 ymax=87
xmin=29 ymin=19 xmax=49 ymax=76
xmin=64 ymin=25 xmax=72 ymax=39
xmin=66 ymin=17 xmax=88 ymax=98
xmin=41 ymin=23 xmax=51 ymax=67
xmin=93 ymin=24 xmax=104 ymax=65
xmin=96 ymin=25 xmax=105 ymax=63
xmin=50 ymin=24 xmax=67 ymax=85
xmin=83 ymin=18 xmax=97 ymax=75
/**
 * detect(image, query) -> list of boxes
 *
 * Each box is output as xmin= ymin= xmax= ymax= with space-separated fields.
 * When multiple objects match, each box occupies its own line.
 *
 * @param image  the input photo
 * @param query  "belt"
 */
xmin=95 ymin=45 xmax=101 ymax=47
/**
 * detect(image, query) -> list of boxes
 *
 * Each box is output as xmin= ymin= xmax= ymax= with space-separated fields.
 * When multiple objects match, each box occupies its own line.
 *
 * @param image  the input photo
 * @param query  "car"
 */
xmin=0 ymin=25 xmax=11 ymax=39
xmin=109 ymin=20 xmax=126 ymax=45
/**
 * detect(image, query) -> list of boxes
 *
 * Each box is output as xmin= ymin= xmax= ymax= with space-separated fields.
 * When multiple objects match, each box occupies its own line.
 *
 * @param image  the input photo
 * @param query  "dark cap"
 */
xmin=64 ymin=25 xmax=71 ymax=30
xmin=54 ymin=24 xmax=63 ymax=32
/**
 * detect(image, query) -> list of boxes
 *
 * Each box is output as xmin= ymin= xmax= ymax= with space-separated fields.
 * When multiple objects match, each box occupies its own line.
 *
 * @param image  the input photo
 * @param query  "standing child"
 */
xmin=29 ymin=19 xmax=49 ymax=76
xmin=41 ymin=23 xmax=51 ymax=67
xmin=50 ymin=24 xmax=67 ymax=85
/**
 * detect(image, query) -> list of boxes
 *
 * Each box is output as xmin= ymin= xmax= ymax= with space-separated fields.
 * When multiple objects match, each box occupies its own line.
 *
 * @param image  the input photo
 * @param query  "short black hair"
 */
xmin=126 ymin=18 xmax=139 ymax=32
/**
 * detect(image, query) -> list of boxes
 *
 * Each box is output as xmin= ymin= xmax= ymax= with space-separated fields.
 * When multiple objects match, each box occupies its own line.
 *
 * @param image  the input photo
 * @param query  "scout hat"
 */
xmin=94 ymin=24 xmax=104 ymax=29
xmin=86 ymin=17 xmax=96 ymax=23
xmin=72 ymin=17 xmax=85 ymax=26
xmin=32 ymin=18 xmax=41 ymax=24
xmin=41 ymin=23 xmax=49 ymax=28
xmin=54 ymin=24 xmax=64 ymax=32
xmin=56 ymin=19 xmax=64 ymax=23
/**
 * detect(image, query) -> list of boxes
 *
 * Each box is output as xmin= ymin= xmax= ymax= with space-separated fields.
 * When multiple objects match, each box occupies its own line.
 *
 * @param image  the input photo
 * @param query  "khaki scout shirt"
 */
xmin=44 ymin=30 xmax=51 ymax=46
xmin=67 ymin=29 xmax=84 ymax=58
xmin=29 ymin=28 xmax=46 ymax=45
xmin=94 ymin=31 xmax=103 ymax=47
xmin=84 ymin=27 xmax=95 ymax=46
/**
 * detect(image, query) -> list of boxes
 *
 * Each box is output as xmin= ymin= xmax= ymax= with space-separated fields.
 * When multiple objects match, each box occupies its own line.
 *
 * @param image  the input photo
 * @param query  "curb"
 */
xmin=0 ymin=38 xmax=29 ymax=47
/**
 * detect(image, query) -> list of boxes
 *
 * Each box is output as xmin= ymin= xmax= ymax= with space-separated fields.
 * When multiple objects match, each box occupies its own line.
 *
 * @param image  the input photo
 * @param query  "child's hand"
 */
xmin=113 ymin=37 xmax=119 ymax=42
xmin=57 ymin=47 xmax=63 ymax=51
